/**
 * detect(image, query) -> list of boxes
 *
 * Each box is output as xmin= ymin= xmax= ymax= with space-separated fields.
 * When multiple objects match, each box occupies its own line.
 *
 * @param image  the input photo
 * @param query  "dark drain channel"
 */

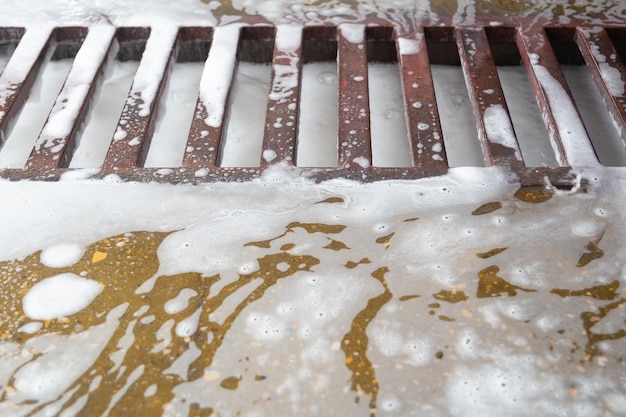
xmin=0 ymin=16 xmax=624 ymax=185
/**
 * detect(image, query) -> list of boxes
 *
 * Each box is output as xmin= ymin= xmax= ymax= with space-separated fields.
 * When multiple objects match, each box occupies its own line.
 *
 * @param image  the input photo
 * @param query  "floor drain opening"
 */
xmin=367 ymin=27 xmax=411 ymax=168
xmin=70 ymin=28 xmax=148 ymax=168
xmin=487 ymin=27 xmax=557 ymax=168
xmin=547 ymin=27 xmax=626 ymax=167
xmin=0 ymin=27 xmax=25 ymax=146
xmin=297 ymin=26 xmax=338 ymax=168
xmin=220 ymin=27 xmax=275 ymax=168
xmin=145 ymin=29 xmax=211 ymax=168
xmin=426 ymin=27 xmax=483 ymax=167
xmin=0 ymin=30 xmax=21 ymax=76
xmin=0 ymin=28 xmax=87 ymax=169
xmin=0 ymin=20 xmax=622 ymax=184
xmin=607 ymin=27 xmax=626 ymax=65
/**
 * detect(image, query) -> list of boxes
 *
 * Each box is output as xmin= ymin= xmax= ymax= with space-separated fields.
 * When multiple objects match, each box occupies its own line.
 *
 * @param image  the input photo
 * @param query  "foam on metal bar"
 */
xmin=397 ymin=27 xmax=448 ymax=175
xmin=0 ymin=18 xmax=615 ymax=186
xmin=262 ymin=24 xmax=302 ymax=167
xmin=103 ymin=25 xmax=179 ymax=172
xmin=183 ymin=24 xmax=240 ymax=169
xmin=27 ymin=25 xmax=116 ymax=170
xmin=576 ymin=27 xmax=626 ymax=145
xmin=456 ymin=27 xmax=523 ymax=168
xmin=517 ymin=28 xmax=599 ymax=167
xmin=338 ymin=23 xmax=372 ymax=170
xmin=0 ymin=26 xmax=49 ymax=145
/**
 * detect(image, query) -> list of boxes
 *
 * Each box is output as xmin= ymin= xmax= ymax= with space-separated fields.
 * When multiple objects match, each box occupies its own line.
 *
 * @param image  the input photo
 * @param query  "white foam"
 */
xmin=570 ymin=219 xmax=604 ymax=237
xmin=40 ymin=243 xmax=84 ymax=268
xmin=18 ymin=322 xmax=43 ymax=334
xmin=275 ymin=24 xmax=302 ymax=53
xmin=175 ymin=307 xmax=201 ymax=337
xmin=483 ymin=104 xmax=522 ymax=160
xmin=199 ymin=24 xmax=241 ymax=128
xmin=263 ymin=149 xmax=278 ymax=162
xmin=532 ymin=64 xmax=599 ymax=167
xmin=598 ymin=62 xmax=625 ymax=96
xmin=584 ymin=32 xmax=625 ymax=96
xmin=353 ymin=156 xmax=371 ymax=168
xmin=35 ymin=25 xmax=116 ymax=152
xmin=4 ymin=304 xmax=126 ymax=405
xmin=164 ymin=288 xmax=198 ymax=314
xmin=397 ymin=36 xmax=421 ymax=55
xmin=339 ymin=23 xmax=364 ymax=44
xmin=22 ymin=273 xmax=103 ymax=320
xmin=0 ymin=2 xmax=626 ymax=416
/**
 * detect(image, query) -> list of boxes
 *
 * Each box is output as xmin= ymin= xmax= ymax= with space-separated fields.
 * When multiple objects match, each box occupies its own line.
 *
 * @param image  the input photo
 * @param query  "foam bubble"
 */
xmin=403 ymin=337 xmax=432 ymax=366
xmin=23 ymin=273 xmax=103 ymax=320
xmin=570 ymin=219 xmax=604 ymax=237
xmin=164 ymin=288 xmax=198 ymax=315
xmin=441 ymin=214 xmax=456 ymax=223
xmin=238 ymin=260 xmax=260 ymax=274
xmin=40 ymin=243 xmax=84 ymax=268
xmin=592 ymin=207 xmax=609 ymax=218
xmin=371 ymin=325 xmax=403 ymax=356
xmin=246 ymin=313 xmax=286 ymax=341
xmin=18 ymin=322 xmax=43 ymax=334
xmin=353 ymin=156 xmax=370 ymax=168
xmin=373 ymin=223 xmax=389 ymax=232
xmin=175 ymin=308 xmax=201 ymax=337
xmin=379 ymin=395 xmax=401 ymax=411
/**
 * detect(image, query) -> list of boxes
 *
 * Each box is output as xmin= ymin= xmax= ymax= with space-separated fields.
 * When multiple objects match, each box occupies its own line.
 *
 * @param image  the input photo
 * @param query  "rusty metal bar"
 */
xmin=338 ymin=23 xmax=372 ymax=170
xmin=182 ymin=25 xmax=237 ymax=170
xmin=456 ymin=27 xmax=524 ymax=168
xmin=0 ymin=19 xmax=620 ymax=186
xmin=517 ymin=27 xmax=599 ymax=167
xmin=0 ymin=27 xmax=47 ymax=146
xmin=397 ymin=27 xmax=448 ymax=175
xmin=261 ymin=24 xmax=302 ymax=167
xmin=103 ymin=25 xmax=178 ymax=173
xmin=576 ymin=26 xmax=626 ymax=145
xmin=26 ymin=26 xmax=115 ymax=170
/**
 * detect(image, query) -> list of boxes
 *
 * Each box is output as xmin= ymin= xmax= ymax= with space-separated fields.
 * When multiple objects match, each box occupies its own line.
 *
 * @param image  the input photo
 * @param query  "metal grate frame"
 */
xmin=0 ymin=14 xmax=625 ymax=186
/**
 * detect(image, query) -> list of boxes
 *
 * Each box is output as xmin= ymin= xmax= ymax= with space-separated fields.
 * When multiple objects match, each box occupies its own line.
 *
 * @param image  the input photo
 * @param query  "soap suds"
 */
xmin=22 ymin=273 xmax=103 ymax=320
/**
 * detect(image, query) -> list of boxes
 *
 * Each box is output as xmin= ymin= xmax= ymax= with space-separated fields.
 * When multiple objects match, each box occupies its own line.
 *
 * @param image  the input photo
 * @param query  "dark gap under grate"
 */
xmin=0 ymin=18 xmax=624 ymax=186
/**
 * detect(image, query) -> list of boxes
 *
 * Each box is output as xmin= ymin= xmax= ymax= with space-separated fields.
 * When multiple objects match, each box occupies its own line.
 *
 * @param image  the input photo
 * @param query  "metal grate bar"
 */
xmin=457 ymin=27 xmax=524 ymax=168
xmin=2 ymin=18 xmax=625 ymax=186
xmin=103 ymin=26 xmax=178 ymax=173
xmin=182 ymin=25 xmax=234 ymax=170
xmin=0 ymin=27 xmax=46 ymax=144
xmin=576 ymin=27 xmax=626 ymax=146
xmin=337 ymin=24 xmax=372 ymax=170
xmin=261 ymin=24 xmax=302 ymax=168
xmin=517 ymin=28 xmax=599 ymax=167
xmin=397 ymin=26 xmax=448 ymax=175
xmin=26 ymin=26 xmax=114 ymax=170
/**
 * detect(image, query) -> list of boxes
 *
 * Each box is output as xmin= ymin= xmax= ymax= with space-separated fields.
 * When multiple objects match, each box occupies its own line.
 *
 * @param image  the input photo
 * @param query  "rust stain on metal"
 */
xmin=0 ymin=14 xmax=622 ymax=185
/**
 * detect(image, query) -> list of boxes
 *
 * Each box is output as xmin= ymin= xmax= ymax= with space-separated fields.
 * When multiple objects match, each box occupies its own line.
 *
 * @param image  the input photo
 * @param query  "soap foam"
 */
xmin=40 ymin=243 xmax=85 ymax=268
xmin=23 ymin=273 xmax=103 ymax=320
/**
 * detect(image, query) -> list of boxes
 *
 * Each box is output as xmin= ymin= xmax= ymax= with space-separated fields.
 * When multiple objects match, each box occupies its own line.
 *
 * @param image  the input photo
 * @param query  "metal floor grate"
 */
xmin=0 ymin=15 xmax=625 ymax=185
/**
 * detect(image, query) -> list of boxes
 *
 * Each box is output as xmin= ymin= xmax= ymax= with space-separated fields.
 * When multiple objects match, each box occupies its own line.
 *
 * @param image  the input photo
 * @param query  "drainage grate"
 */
xmin=0 ymin=15 xmax=625 ymax=185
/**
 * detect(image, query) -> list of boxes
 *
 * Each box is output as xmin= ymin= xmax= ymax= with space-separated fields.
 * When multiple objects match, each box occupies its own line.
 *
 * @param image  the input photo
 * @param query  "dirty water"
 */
xmin=1 ymin=178 xmax=625 ymax=417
